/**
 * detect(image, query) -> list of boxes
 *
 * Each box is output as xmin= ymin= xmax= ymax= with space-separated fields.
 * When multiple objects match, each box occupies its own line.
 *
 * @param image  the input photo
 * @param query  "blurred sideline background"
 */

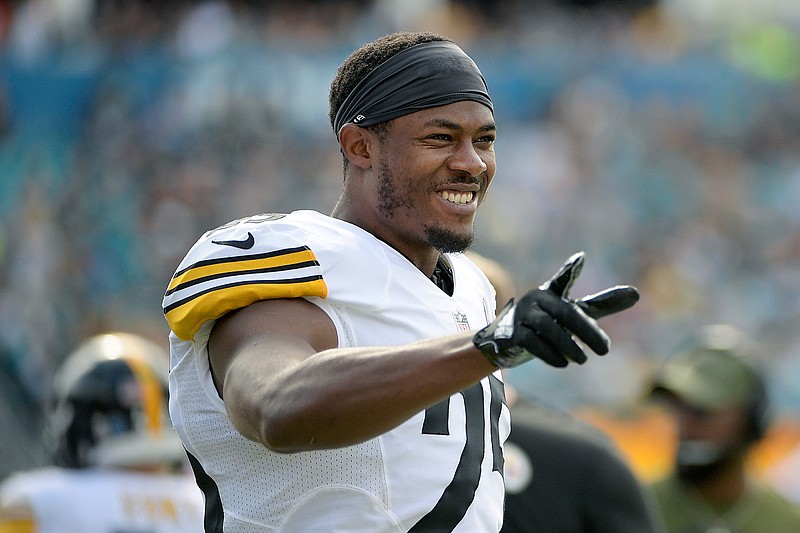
xmin=1 ymin=0 xmax=799 ymax=501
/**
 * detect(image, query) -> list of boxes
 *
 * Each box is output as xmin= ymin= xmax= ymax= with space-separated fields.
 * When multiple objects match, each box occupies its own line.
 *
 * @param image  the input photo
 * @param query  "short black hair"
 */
xmin=328 ymin=31 xmax=452 ymax=133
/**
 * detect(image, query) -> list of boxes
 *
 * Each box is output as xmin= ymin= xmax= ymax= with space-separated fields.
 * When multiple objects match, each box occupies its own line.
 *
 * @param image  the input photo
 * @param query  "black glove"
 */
xmin=473 ymin=252 xmax=639 ymax=368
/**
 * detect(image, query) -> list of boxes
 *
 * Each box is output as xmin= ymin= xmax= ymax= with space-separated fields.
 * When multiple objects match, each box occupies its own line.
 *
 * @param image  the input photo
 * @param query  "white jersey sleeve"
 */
xmin=163 ymin=212 xmax=329 ymax=341
xmin=163 ymin=210 xmax=510 ymax=532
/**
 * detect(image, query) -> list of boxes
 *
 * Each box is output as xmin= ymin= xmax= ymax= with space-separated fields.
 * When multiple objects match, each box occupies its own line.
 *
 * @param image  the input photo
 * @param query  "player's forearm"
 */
xmin=231 ymin=333 xmax=496 ymax=453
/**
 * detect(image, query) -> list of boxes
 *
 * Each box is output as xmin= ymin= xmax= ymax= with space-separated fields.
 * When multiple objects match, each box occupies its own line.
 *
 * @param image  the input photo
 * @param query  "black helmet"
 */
xmin=49 ymin=332 xmax=184 ymax=468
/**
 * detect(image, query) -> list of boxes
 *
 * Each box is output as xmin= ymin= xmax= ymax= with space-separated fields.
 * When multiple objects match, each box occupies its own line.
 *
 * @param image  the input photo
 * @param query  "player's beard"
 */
xmin=426 ymin=225 xmax=474 ymax=253
xmin=376 ymin=159 xmax=475 ymax=253
xmin=675 ymin=440 xmax=746 ymax=483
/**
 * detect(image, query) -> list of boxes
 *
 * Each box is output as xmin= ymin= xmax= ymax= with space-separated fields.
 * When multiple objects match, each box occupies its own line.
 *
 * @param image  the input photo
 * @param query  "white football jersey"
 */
xmin=163 ymin=210 xmax=510 ymax=532
xmin=0 ymin=467 xmax=204 ymax=533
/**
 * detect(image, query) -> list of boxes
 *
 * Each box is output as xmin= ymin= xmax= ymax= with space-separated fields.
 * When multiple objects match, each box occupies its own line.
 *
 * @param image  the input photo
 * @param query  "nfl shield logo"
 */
xmin=453 ymin=312 xmax=471 ymax=331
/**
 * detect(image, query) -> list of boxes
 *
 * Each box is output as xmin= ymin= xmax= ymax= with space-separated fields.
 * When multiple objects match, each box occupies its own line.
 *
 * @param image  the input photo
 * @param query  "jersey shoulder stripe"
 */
xmin=165 ymin=246 xmax=318 ymax=296
xmin=163 ymin=244 xmax=327 ymax=341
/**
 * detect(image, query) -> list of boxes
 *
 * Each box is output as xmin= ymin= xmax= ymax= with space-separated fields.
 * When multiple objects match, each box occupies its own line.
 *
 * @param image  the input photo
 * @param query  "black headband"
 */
xmin=333 ymin=40 xmax=493 ymax=141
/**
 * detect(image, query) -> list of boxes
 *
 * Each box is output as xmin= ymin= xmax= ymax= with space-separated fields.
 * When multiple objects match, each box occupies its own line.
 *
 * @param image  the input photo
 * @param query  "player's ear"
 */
xmin=339 ymin=124 xmax=372 ymax=170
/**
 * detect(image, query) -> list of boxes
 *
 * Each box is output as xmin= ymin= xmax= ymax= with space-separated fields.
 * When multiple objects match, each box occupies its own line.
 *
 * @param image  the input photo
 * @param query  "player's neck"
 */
xmin=331 ymin=204 xmax=440 ymax=276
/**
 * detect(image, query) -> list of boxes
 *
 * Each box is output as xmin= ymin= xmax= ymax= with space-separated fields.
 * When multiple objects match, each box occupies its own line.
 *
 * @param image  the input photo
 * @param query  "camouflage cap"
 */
xmin=650 ymin=332 xmax=761 ymax=412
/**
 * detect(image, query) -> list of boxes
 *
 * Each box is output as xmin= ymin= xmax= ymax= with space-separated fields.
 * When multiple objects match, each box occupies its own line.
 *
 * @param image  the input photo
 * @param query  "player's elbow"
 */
xmin=225 ymin=384 xmax=344 ymax=453
xmin=238 ymin=396 xmax=318 ymax=453
xmin=258 ymin=416 xmax=314 ymax=454
xmin=258 ymin=407 xmax=362 ymax=453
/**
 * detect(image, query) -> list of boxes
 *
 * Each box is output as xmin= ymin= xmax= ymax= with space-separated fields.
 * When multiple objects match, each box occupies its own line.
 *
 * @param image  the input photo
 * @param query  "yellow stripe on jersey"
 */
xmin=164 ymin=246 xmax=328 ymax=340
xmin=166 ymin=278 xmax=327 ymax=340
xmin=165 ymin=248 xmax=318 ymax=294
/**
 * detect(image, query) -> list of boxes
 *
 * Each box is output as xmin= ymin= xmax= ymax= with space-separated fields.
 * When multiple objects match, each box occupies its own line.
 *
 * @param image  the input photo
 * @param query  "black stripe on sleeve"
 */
xmin=163 ymin=275 xmax=324 ymax=315
xmin=164 ymin=259 xmax=319 ymax=297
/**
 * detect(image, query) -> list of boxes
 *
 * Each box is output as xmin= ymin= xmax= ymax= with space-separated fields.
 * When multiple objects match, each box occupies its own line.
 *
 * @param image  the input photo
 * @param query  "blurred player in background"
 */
xmin=470 ymin=252 xmax=661 ymax=533
xmin=0 ymin=332 xmax=204 ymax=533
xmin=162 ymin=30 xmax=639 ymax=531
xmin=646 ymin=325 xmax=800 ymax=532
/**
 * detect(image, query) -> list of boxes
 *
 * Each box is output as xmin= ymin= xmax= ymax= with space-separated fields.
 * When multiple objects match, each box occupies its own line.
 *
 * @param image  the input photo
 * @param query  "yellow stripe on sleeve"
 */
xmin=166 ymin=277 xmax=328 ymax=341
xmin=166 ymin=248 xmax=318 ymax=294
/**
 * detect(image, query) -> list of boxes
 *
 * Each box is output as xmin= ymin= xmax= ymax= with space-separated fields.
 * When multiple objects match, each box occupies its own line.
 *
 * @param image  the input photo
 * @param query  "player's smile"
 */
xmin=435 ymin=186 xmax=479 ymax=210
xmin=437 ymin=190 xmax=475 ymax=205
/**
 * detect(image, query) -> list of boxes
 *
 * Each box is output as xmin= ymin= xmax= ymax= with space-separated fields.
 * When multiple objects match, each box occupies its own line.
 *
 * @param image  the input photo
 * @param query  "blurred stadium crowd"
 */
xmin=1 ymin=0 xmax=800 ymax=480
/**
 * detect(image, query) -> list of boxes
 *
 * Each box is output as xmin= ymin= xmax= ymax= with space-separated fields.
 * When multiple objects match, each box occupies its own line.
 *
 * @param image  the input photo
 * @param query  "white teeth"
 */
xmin=438 ymin=191 xmax=474 ymax=205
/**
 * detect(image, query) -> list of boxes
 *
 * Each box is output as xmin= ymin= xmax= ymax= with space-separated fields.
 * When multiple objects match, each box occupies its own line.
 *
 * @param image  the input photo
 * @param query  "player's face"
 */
xmin=670 ymin=398 xmax=751 ymax=481
xmin=369 ymin=101 xmax=496 ymax=255
xmin=673 ymin=400 xmax=750 ymax=446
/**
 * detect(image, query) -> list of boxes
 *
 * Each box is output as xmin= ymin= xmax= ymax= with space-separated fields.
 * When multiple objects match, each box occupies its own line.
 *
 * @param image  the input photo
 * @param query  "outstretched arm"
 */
xmin=209 ymin=252 xmax=639 ymax=453
xmin=209 ymin=297 xmax=495 ymax=453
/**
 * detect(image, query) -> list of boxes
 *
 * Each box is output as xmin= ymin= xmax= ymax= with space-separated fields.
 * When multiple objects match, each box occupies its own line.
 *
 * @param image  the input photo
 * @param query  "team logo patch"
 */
xmin=453 ymin=312 xmax=471 ymax=331
xmin=504 ymin=441 xmax=534 ymax=494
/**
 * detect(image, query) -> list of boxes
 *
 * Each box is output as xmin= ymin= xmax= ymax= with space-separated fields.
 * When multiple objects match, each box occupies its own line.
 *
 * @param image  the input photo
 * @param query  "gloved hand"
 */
xmin=473 ymin=252 xmax=639 ymax=368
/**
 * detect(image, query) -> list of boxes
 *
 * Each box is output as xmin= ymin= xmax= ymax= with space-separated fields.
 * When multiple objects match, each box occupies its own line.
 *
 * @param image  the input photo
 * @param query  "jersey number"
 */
xmin=410 ymin=375 xmax=505 ymax=532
